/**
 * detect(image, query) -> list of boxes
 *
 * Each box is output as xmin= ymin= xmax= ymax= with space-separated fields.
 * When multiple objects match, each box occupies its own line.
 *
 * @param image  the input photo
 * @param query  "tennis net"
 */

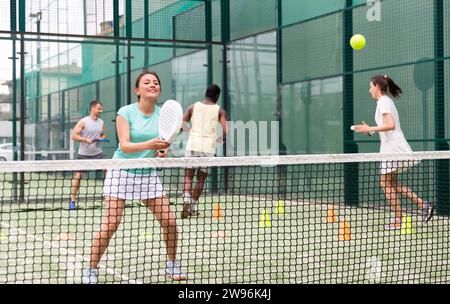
xmin=0 ymin=152 xmax=449 ymax=284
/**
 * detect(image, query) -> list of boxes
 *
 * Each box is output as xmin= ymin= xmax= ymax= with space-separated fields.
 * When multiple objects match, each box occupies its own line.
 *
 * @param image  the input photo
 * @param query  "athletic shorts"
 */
xmin=185 ymin=150 xmax=215 ymax=173
xmin=103 ymin=169 xmax=165 ymax=200
xmin=77 ymin=152 xmax=107 ymax=160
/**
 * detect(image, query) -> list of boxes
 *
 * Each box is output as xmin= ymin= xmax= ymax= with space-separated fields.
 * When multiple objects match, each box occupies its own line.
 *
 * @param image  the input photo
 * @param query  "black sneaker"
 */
xmin=423 ymin=201 xmax=435 ymax=223
xmin=181 ymin=203 xmax=191 ymax=219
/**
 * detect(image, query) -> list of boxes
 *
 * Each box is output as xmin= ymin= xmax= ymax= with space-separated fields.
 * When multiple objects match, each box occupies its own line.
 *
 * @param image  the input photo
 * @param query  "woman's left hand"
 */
xmin=157 ymin=148 xmax=169 ymax=158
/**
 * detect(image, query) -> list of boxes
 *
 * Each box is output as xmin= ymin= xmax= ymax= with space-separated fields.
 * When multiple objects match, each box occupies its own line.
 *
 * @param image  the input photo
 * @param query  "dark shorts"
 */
xmin=77 ymin=153 xmax=107 ymax=160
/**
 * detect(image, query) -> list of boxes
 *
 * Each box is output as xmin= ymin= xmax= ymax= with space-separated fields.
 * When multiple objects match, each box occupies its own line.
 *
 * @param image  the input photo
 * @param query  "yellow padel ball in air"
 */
xmin=350 ymin=34 xmax=366 ymax=51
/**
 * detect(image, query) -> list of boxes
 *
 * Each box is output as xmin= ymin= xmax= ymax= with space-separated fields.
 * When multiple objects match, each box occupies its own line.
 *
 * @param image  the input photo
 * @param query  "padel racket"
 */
xmin=158 ymin=99 xmax=183 ymax=153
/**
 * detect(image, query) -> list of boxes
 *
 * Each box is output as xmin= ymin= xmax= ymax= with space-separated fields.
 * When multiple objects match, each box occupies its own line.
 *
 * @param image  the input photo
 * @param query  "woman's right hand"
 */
xmin=147 ymin=138 xmax=169 ymax=151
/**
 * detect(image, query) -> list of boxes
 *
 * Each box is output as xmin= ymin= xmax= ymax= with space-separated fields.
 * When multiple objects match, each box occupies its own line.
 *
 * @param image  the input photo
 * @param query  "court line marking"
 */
xmin=0 ymin=221 xmax=143 ymax=284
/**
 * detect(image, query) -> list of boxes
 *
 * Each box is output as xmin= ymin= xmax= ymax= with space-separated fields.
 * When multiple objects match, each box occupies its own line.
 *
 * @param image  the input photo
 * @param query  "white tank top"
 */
xmin=186 ymin=102 xmax=220 ymax=154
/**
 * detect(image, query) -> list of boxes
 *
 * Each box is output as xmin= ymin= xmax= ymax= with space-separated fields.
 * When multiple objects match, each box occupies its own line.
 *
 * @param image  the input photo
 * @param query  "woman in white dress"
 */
xmin=353 ymin=75 xmax=434 ymax=230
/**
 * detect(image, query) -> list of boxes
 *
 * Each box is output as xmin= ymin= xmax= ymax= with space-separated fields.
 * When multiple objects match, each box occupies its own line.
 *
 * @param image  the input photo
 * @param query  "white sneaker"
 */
xmin=165 ymin=260 xmax=187 ymax=281
xmin=82 ymin=268 xmax=98 ymax=284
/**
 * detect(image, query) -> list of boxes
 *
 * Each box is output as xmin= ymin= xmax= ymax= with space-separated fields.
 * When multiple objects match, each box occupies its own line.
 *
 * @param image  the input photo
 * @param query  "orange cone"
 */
xmin=212 ymin=203 xmax=223 ymax=220
xmin=326 ymin=206 xmax=337 ymax=223
xmin=338 ymin=221 xmax=351 ymax=241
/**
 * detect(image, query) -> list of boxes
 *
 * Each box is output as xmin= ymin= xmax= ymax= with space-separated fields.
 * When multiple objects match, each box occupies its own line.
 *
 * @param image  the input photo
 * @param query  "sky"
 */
xmin=0 ymin=0 xmax=188 ymax=94
xmin=0 ymin=0 xmax=118 ymax=82
xmin=1 ymin=0 xmax=114 ymax=94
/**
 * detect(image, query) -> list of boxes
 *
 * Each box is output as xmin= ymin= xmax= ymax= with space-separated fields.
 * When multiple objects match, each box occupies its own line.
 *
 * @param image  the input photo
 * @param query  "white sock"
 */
xmin=183 ymin=193 xmax=192 ymax=212
xmin=191 ymin=199 xmax=198 ymax=212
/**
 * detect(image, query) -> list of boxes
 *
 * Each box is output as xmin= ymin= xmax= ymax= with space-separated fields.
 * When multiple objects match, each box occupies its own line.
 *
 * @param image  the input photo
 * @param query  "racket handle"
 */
xmin=361 ymin=121 xmax=375 ymax=136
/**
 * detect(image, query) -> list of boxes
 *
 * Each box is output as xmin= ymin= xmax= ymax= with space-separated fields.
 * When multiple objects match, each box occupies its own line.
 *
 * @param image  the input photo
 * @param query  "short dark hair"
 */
xmin=205 ymin=84 xmax=221 ymax=103
xmin=90 ymin=100 xmax=102 ymax=110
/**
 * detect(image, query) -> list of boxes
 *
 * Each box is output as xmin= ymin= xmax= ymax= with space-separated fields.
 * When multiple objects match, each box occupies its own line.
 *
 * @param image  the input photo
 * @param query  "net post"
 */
xmin=144 ymin=0 xmax=149 ymax=66
xmin=276 ymin=163 xmax=287 ymax=201
xmin=10 ymin=0 xmax=18 ymax=200
xmin=18 ymin=0 xmax=26 ymax=201
xmin=113 ymin=0 xmax=121 ymax=145
xmin=205 ymin=0 xmax=220 ymax=194
xmin=276 ymin=0 xmax=287 ymax=201
xmin=343 ymin=1 xmax=358 ymax=206
xmin=436 ymin=150 xmax=450 ymax=215
xmin=344 ymin=144 xmax=359 ymax=206
xmin=220 ymin=0 xmax=231 ymax=194
xmin=434 ymin=0 xmax=449 ymax=215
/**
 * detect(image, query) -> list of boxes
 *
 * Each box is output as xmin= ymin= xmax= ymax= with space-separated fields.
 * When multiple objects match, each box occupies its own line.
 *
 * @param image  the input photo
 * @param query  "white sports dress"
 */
xmin=375 ymin=95 xmax=417 ymax=174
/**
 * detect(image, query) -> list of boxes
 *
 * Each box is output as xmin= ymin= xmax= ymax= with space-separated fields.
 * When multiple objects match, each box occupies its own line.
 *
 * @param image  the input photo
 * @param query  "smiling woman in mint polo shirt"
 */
xmin=82 ymin=71 xmax=187 ymax=283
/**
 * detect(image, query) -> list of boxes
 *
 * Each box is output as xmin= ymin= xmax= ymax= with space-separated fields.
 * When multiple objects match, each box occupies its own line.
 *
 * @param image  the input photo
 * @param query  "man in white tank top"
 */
xmin=181 ymin=84 xmax=228 ymax=219
xmin=69 ymin=101 xmax=107 ymax=210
